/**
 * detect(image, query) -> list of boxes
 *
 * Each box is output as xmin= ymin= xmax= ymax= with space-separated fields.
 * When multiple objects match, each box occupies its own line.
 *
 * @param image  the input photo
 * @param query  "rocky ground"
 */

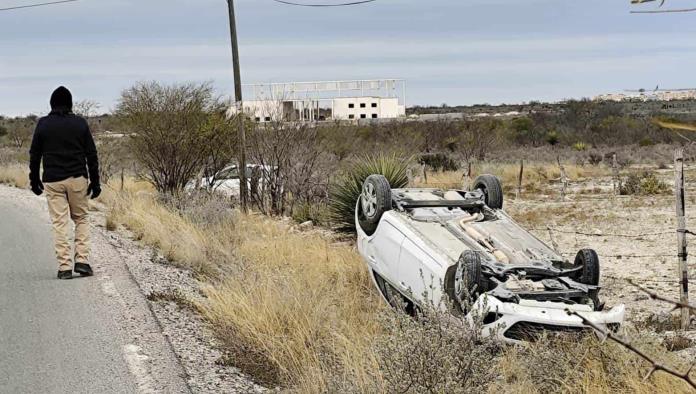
xmin=506 ymin=170 xmax=696 ymax=358
xmin=89 ymin=211 xmax=267 ymax=393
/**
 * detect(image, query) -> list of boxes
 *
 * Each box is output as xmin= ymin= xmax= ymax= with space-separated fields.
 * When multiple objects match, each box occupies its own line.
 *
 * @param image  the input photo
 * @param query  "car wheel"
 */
xmin=454 ymin=250 xmax=485 ymax=310
xmin=358 ymin=175 xmax=392 ymax=236
xmin=473 ymin=174 xmax=503 ymax=209
xmin=572 ymin=249 xmax=600 ymax=286
xmin=374 ymin=272 xmax=415 ymax=315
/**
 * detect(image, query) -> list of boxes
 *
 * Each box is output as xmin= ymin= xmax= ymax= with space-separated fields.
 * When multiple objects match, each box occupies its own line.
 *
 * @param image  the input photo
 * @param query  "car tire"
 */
xmin=358 ymin=175 xmax=392 ymax=236
xmin=374 ymin=272 xmax=415 ymax=315
xmin=572 ymin=248 xmax=600 ymax=286
xmin=454 ymin=250 xmax=485 ymax=310
xmin=473 ymin=174 xmax=503 ymax=209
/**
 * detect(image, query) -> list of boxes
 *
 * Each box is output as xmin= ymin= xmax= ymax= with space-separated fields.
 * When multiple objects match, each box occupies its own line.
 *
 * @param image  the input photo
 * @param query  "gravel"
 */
xmin=91 ymin=213 xmax=266 ymax=393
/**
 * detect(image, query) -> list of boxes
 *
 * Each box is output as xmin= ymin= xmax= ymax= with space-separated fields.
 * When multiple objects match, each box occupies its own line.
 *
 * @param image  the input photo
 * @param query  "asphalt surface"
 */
xmin=0 ymin=188 xmax=189 ymax=394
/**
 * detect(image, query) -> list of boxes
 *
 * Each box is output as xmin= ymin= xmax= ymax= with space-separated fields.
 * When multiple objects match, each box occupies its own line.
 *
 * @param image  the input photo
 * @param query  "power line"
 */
xmin=271 ymin=0 xmax=377 ymax=7
xmin=0 ymin=0 xmax=78 ymax=12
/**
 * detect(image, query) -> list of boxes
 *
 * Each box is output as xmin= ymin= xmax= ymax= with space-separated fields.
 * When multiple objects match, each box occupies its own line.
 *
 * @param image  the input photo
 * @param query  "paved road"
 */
xmin=0 ymin=188 xmax=190 ymax=394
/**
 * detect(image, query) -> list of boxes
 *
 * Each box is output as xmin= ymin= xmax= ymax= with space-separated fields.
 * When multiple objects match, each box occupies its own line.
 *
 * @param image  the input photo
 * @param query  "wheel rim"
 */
xmin=361 ymin=182 xmax=378 ymax=218
xmin=476 ymin=184 xmax=488 ymax=204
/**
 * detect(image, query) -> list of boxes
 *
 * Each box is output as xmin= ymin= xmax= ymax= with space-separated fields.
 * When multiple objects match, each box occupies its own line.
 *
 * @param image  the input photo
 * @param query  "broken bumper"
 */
xmin=470 ymin=296 xmax=625 ymax=343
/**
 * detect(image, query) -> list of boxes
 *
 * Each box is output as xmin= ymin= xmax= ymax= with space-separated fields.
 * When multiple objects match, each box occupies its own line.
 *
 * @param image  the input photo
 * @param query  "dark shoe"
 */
xmin=57 ymin=270 xmax=73 ymax=280
xmin=74 ymin=263 xmax=93 ymax=277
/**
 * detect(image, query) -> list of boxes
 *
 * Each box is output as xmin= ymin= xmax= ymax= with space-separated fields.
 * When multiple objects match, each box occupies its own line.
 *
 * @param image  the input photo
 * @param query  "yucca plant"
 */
xmin=330 ymin=154 xmax=411 ymax=232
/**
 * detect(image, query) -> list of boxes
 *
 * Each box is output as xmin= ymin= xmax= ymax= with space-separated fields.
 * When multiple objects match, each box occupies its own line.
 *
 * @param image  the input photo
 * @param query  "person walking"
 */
xmin=29 ymin=86 xmax=101 ymax=280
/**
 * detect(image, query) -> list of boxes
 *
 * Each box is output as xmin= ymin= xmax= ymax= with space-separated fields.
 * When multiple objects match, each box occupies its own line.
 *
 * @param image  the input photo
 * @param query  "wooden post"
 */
xmin=557 ymin=156 xmax=567 ymax=201
xmin=421 ymin=162 xmax=428 ymax=185
xmin=516 ymin=159 xmax=524 ymax=200
xmin=612 ymin=153 xmax=619 ymax=196
xmin=406 ymin=167 xmax=414 ymax=186
xmin=120 ymin=168 xmax=124 ymax=192
xmin=675 ymin=148 xmax=690 ymax=329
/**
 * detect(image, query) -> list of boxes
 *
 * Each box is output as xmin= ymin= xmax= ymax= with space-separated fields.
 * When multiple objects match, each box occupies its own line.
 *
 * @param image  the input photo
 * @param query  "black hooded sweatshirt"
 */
xmin=29 ymin=86 xmax=99 ymax=185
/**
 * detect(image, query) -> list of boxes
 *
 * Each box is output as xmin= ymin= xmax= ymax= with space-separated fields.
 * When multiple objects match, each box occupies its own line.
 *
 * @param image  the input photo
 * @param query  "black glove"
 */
xmin=30 ymin=179 xmax=44 ymax=196
xmin=87 ymin=182 xmax=101 ymax=199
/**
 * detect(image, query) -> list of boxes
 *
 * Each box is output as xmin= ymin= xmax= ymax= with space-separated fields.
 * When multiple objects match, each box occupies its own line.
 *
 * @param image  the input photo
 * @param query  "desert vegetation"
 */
xmin=2 ymin=83 xmax=696 ymax=392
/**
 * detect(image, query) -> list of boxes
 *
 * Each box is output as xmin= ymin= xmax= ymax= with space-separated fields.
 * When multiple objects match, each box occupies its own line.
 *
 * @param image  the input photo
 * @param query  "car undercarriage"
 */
xmin=356 ymin=174 xmax=625 ymax=342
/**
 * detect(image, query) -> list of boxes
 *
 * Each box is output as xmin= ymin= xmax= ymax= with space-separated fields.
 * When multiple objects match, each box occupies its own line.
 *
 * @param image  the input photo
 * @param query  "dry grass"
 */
xmin=201 ymin=216 xmax=384 ymax=391
xmin=497 ymin=333 xmax=694 ymax=394
xmin=0 ymin=164 xmax=28 ymax=189
xmin=412 ymin=162 xmax=611 ymax=195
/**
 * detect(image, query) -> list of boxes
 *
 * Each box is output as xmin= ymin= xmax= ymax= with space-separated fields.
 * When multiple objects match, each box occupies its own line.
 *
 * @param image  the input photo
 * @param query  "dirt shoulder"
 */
xmin=89 ymin=208 xmax=266 ymax=393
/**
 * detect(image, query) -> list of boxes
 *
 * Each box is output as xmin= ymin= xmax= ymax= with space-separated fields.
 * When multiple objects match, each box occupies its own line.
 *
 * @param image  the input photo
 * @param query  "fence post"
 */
xmin=516 ymin=159 xmax=524 ymax=200
xmin=120 ymin=168 xmax=124 ymax=192
xmin=675 ymin=148 xmax=690 ymax=329
xmin=612 ymin=153 xmax=619 ymax=195
xmin=557 ymin=156 xmax=567 ymax=201
xmin=421 ymin=162 xmax=428 ymax=185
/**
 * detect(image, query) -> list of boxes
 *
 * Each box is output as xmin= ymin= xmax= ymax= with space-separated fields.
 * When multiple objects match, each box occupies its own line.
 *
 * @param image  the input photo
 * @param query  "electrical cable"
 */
xmin=0 ymin=0 xmax=78 ymax=12
xmin=271 ymin=0 xmax=377 ymax=7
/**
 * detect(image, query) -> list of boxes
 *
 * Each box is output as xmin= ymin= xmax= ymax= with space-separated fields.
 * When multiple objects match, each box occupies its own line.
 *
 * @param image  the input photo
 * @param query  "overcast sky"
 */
xmin=1 ymin=0 xmax=695 ymax=115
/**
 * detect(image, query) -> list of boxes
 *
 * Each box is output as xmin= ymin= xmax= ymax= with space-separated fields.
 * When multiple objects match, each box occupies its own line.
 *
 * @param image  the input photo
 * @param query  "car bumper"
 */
xmin=469 ymin=296 xmax=625 ymax=343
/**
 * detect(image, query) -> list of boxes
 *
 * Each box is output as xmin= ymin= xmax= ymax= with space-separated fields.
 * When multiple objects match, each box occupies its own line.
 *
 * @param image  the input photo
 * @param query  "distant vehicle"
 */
xmin=355 ymin=174 xmax=625 ymax=343
xmin=192 ymin=164 xmax=274 ymax=197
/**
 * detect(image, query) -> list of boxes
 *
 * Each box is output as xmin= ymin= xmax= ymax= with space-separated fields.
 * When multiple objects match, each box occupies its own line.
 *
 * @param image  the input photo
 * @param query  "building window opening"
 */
xmin=348 ymin=103 xmax=355 ymax=109
xmin=255 ymin=117 xmax=261 ymax=122
xmin=348 ymin=114 xmax=355 ymax=119
xmin=372 ymin=114 xmax=378 ymax=119
xmin=371 ymin=103 xmax=377 ymax=108
xmin=360 ymin=114 xmax=367 ymax=119
xmin=265 ymin=117 xmax=271 ymax=122
xmin=360 ymin=103 xmax=366 ymax=108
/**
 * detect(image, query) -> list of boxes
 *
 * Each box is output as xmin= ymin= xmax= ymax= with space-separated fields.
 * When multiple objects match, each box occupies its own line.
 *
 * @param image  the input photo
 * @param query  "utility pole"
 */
xmin=674 ymin=148 xmax=690 ymax=329
xmin=226 ymin=0 xmax=248 ymax=212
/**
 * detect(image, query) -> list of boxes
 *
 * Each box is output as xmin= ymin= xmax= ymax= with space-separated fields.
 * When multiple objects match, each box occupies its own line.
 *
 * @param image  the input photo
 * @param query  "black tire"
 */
xmin=572 ymin=249 xmax=600 ymax=286
xmin=357 ymin=175 xmax=392 ymax=236
xmin=454 ymin=251 xmax=485 ymax=309
xmin=374 ymin=272 xmax=415 ymax=315
xmin=473 ymin=174 xmax=503 ymax=209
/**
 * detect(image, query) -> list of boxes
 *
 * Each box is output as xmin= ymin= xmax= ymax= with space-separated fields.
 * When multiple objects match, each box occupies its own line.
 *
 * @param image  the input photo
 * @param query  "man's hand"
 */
xmin=87 ymin=183 xmax=101 ymax=199
xmin=30 ymin=180 xmax=44 ymax=196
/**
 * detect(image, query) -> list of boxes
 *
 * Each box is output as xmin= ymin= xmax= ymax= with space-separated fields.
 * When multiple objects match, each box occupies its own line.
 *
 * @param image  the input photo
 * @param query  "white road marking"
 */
xmin=123 ymin=344 xmax=157 ymax=394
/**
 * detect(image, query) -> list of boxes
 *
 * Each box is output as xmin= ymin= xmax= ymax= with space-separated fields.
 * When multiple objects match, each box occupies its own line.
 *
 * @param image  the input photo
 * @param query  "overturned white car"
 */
xmin=356 ymin=174 xmax=625 ymax=343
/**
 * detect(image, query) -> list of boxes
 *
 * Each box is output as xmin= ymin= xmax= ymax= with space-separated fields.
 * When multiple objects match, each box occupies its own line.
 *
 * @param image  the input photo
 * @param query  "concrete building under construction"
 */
xmin=237 ymin=79 xmax=406 ymax=122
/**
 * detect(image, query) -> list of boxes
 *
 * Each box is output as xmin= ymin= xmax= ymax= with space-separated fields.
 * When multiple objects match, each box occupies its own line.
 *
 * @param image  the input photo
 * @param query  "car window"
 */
xmin=217 ymin=167 xmax=239 ymax=180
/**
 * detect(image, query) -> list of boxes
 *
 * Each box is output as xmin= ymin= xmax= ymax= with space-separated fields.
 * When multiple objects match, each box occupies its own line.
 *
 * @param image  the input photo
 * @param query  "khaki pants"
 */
xmin=45 ymin=177 xmax=90 ymax=271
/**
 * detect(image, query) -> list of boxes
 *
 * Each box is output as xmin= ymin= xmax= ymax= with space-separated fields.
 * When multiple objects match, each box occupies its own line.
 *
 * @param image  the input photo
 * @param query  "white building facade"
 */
xmin=235 ymin=79 xmax=406 ymax=123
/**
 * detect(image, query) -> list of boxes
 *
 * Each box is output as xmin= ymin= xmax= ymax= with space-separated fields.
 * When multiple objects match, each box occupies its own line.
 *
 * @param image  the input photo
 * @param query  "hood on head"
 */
xmin=50 ymin=86 xmax=73 ymax=112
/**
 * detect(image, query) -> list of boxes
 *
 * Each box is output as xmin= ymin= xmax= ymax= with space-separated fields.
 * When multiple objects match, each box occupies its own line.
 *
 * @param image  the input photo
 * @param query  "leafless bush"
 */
xmin=116 ymin=81 xmax=236 ymax=195
xmin=159 ymin=189 xmax=234 ymax=228
xmin=373 ymin=308 xmax=500 ymax=394
xmin=246 ymin=107 xmax=329 ymax=216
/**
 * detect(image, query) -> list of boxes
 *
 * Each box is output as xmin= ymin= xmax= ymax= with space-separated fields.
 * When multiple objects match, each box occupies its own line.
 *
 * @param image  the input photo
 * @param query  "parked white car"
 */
xmin=194 ymin=164 xmax=273 ymax=197
xmin=355 ymin=174 xmax=625 ymax=343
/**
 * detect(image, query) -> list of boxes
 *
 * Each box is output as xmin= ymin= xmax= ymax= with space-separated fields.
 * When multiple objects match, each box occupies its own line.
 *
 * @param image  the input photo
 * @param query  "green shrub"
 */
xmin=545 ymin=131 xmax=559 ymax=146
xmin=572 ymin=142 xmax=588 ymax=151
xmin=291 ymin=202 xmax=332 ymax=227
xmin=620 ymin=171 xmax=669 ymax=195
xmin=419 ymin=152 xmax=459 ymax=172
xmin=329 ymin=154 xmax=410 ymax=232
xmin=639 ymin=137 xmax=655 ymax=147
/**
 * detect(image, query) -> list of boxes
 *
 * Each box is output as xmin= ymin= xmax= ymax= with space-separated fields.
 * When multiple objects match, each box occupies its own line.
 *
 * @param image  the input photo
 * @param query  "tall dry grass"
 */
xmin=0 ymin=164 xmax=28 ymax=189
xmin=105 ymin=184 xmax=384 ymax=391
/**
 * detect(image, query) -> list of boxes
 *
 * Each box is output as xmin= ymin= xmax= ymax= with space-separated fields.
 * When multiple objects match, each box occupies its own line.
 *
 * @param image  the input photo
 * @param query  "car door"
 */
xmin=398 ymin=239 xmax=440 ymax=306
xmin=362 ymin=220 xmax=404 ymax=286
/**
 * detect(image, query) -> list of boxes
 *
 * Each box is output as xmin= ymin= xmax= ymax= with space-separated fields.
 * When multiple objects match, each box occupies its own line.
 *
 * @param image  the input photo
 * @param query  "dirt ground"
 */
xmin=506 ymin=167 xmax=696 ymax=327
